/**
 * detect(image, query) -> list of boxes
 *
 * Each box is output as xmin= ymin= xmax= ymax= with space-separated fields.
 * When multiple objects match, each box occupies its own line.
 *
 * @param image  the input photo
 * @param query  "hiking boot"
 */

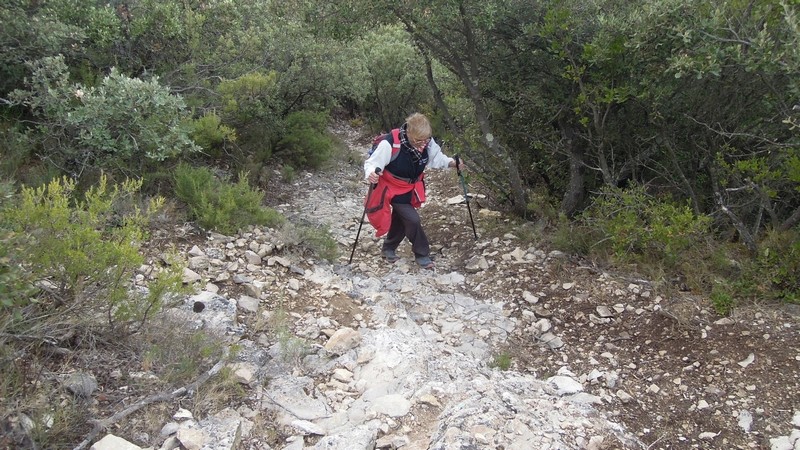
xmin=415 ymin=255 xmax=434 ymax=269
xmin=382 ymin=249 xmax=400 ymax=263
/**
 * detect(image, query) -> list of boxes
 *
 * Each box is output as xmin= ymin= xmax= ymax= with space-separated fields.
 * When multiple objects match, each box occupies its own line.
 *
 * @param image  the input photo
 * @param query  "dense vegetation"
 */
xmin=0 ymin=0 xmax=798 ymax=446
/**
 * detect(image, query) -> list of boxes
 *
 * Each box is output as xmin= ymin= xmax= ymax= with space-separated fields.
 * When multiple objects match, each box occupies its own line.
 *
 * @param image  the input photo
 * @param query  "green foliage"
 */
xmin=749 ymin=229 xmax=800 ymax=302
xmin=0 ymin=0 xmax=87 ymax=95
xmin=0 ymin=180 xmax=36 ymax=309
xmin=190 ymin=111 xmax=237 ymax=157
xmin=173 ymin=164 xmax=284 ymax=235
xmin=141 ymin=326 xmax=225 ymax=384
xmin=281 ymin=165 xmax=297 ymax=183
xmin=581 ymin=186 xmax=712 ymax=267
xmin=710 ymin=284 xmax=736 ymax=316
xmin=279 ymin=222 xmax=339 ymax=262
xmin=354 ymin=26 xmax=433 ymax=128
xmin=550 ymin=216 xmax=594 ymax=255
xmin=269 ymin=307 xmax=311 ymax=366
xmin=0 ymin=127 xmax=34 ymax=180
xmin=10 ymin=56 xmax=199 ymax=179
xmin=489 ymin=352 xmax=512 ymax=371
xmin=218 ymin=71 xmax=281 ymax=124
xmin=276 ymin=111 xmax=334 ymax=169
xmin=2 ymin=175 xmax=179 ymax=331
xmin=299 ymin=226 xmax=339 ymax=263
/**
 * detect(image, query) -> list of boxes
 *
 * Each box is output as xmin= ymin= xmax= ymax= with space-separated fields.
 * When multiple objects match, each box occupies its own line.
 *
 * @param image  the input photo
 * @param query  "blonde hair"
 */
xmin=405 ymin=113 xmax=432 ymax=141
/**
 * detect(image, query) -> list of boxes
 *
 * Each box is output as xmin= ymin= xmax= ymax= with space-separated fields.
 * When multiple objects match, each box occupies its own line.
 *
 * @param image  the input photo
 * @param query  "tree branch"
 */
xmin=73 ymin=348 xmax=230 ymax=450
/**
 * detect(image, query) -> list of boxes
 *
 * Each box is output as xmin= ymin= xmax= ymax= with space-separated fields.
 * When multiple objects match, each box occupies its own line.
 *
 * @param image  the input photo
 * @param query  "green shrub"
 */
xmin=279 ymin=222 xmax=339 ymax=262
xmin=549 ymin=214 xmax=595 ymax=255
xmin=190 ymin=111 xmax=237 ymax=157
xmin=0 ymin=181 xmax=36 ymax=309
xmin=299 ymin=225 xmax=339 ymax=262
xmin=744 ymin=229 xmax=800 ymax=303
xmin=10 ymin=56 xmax=199 ymax=179
xmin=0 ymin=127 xmax=33 ymax=180
xmin=275 ymin=111 xmax=334 ymax=169
xmin=281 ymin=165 xmax=296 ymax=183
xmin=2 ymin=175 xmax=182 ymax=332
xmin=710 ymin=284 xmax=736 ymax=315
xmin=581 ymin=186 xmax=712 ymax=267
xmin=489 ymin=352 xmax=512 ymax=371
xmin=174 ymin=164 xmax=284 ymax=235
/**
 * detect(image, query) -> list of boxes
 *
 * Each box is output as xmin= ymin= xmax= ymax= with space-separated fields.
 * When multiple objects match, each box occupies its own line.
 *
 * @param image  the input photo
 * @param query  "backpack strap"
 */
xmin=389 ymin=128 xmax=401 ymax=161
xmin=386 ymin=128 xmax=402 ymax=162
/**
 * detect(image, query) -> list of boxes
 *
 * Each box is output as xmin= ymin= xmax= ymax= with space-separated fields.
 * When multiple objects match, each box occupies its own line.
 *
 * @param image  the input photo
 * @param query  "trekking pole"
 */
xmin=455 ymin=155 xmax=478 ymax=239
xmin=349 ymin=168 xmax=381 ymax=264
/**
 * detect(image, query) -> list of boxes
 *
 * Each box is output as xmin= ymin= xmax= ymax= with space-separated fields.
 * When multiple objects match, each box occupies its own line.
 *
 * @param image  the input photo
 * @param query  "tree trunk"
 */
xmin=559 ymin=116 xmax=586 ymax=217
xmin=708 ymin=164 xmax=758 ymax=254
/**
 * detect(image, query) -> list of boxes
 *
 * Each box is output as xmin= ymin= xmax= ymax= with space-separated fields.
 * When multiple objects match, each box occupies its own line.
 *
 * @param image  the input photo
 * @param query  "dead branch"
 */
xmin=72 ymin=348 xmax=230 ymax=450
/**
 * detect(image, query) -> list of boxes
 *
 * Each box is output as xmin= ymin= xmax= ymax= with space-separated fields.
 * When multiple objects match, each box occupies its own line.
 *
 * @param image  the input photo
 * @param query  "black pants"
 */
xmin=382 ymin=203 xmax=430 ymax=257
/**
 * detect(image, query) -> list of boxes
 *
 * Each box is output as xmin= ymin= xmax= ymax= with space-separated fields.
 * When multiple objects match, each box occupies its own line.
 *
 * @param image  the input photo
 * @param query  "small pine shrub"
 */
xmin=276 ymin=111 xmax=334 ymax=169
xmin=281 ymin=165 xmax=296 ymax=184
xmin=489 ymin=352 xmax=512 ymax=371
xmin=173 ymin=164 xmax=284 ymax=235
xmin=299 ymin=225 xmax=339 ymax=262
xmin=190 ymin=111 xmax=237 ymax=158
xmin=741 ymin=229 xmax=800 ymax=303
xmin=550 ymin=215 xmax=595 ymax=255
xmin=710 ymin=284 xmax=736 ymax=315
xmin=278 ymin=222 xmax=339 ymax=262
xmin=0 ymin=127 xmax=33 ymax=180
xmin=2 ymin=175 xmax=181 ymax=331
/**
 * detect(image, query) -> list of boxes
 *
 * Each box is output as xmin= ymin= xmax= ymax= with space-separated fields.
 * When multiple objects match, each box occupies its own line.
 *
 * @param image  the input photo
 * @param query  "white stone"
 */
xmin=738 ymin=353 xmax=755 ymax=368
xmin=324 ymin=327 xmax=361 ymax=355
xmin=177 ymin=427 xmax=205 ymax=450
xmin=173 ymin=408 xmax=194 ymax=420
xmin=738 ymin=410 xmax=753 ymax=433
xmin=291 ymin=419 xmax=326 ymax=435
xmin=90 ymin=434 xmax=142 ymax=450
xmin=547 ymin=376 xmax=583 ymax=395
xmin=237 ymin=295 xmax=259 ymax=313
xmin=616 ymin=390 xmax=633 ymax=403
xmin=182 ymin=268 xmax=202 ymax=283
xmin=371 ymin=394 xmax=412 ymax=418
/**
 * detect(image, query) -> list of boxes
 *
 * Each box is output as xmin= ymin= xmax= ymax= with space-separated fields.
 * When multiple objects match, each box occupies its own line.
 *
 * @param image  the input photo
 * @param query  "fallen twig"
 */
xmin=73 ymin=348 xmax=229 ymax=450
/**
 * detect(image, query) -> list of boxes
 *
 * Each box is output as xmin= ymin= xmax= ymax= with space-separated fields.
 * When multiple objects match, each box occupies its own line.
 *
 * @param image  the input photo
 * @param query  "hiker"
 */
xmin=363 ymin=112 xmax=463 ymax=269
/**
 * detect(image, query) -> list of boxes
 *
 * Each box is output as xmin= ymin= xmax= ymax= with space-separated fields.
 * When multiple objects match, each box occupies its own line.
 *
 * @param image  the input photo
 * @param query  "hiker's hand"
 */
xmin=449 ymin=160 xmax=465 ymax=170
xmin=368 ymin=172 xmax=380 ymax=184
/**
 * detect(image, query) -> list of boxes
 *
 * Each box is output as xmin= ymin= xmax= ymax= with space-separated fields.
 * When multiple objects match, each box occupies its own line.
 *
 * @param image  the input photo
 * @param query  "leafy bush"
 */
xmin=10 ymin=56 xmax=199 ymax=179
xmin=710 ymin=284 xmax=735 ymax=315
xmin=281 ymin=165 xmax=296 ymax=183
xmin=0 ymin=127 xmax=33 ymax=180
xmin=174 ymin=164 xmax=284 ymax=235
xmin=2 ymin=175 xmax=183 ymax=332
xmin=190 ymin=111 xmax=237 ymax=157
xmin=299 ymin=226 xmax=339 ymax=262
xmin=0 ymin=181 xmax=36 ymax=309
xmin=740 ymin=229 xmax=800 ymax=303
xmin=489 ymin=352 xmax=512 ymax=371
xmin=581 ymin=186 xmax=712 ymax=267
xmin=279 ymin=222 xmax=339 ymax=263
xmin=216 ymin=71 xmax=283 ymax=156
xmin=275 ymin=111 xmax=334 ymax=169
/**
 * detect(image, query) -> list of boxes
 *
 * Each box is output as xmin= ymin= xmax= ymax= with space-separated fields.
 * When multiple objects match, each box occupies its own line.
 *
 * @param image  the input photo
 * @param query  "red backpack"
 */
xmin=367 ymin=128 xmax=401 ymax=161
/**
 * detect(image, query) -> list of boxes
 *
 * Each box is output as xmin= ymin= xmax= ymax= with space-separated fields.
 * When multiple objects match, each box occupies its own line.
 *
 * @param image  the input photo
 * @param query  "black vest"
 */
xmin=386 ymin=143 xmax=429 ymax=204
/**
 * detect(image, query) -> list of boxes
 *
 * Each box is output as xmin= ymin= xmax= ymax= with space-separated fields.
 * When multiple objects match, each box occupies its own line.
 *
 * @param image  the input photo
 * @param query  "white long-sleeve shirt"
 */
xmin=364 ymin=138 xmax=454 ymax=180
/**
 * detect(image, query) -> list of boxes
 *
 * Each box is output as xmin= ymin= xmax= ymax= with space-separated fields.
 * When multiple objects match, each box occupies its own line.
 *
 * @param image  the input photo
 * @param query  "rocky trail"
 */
xmin=92 ymin=122 xmax=799 ymax=450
